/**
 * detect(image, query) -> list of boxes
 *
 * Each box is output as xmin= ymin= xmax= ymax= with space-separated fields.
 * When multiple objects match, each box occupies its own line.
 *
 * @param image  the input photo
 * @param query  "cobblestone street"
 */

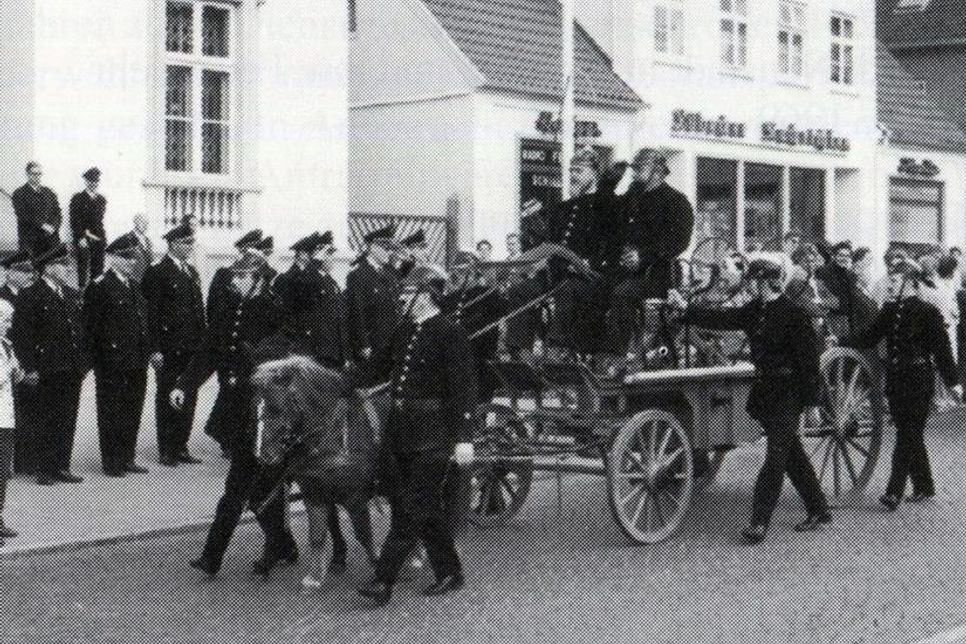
xmin=5 ymin=409 xmax=966 ymax=644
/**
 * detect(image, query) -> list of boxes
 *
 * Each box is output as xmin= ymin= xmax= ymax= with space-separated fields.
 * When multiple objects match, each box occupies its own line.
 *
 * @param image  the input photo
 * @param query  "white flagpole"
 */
xmin=561 ymin=0 xmax=575 ymax=201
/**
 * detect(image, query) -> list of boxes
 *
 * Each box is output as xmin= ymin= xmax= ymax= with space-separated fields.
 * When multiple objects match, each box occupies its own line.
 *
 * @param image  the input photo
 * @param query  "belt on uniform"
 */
xmin=392 ymin=398 xmax=441 ymax=411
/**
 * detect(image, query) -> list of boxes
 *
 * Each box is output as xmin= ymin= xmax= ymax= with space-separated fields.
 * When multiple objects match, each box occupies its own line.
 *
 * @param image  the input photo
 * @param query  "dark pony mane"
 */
xmin=251 ymin=355 xmax=346 ymax=434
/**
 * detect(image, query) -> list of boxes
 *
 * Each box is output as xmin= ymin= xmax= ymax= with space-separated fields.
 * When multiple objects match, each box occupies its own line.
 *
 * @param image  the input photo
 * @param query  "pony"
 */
xmin=251 ymin=355 xmax=381 ymax=591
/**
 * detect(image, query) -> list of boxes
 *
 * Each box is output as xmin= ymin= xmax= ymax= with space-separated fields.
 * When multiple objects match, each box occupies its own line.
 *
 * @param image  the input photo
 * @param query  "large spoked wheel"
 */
xmin=607 ymin=410 xmax=694 ymax=544
xmin=802 ymin=348 xmax=883 ymax=505
xmin=468 ymin=404 xmax=534 ymax=528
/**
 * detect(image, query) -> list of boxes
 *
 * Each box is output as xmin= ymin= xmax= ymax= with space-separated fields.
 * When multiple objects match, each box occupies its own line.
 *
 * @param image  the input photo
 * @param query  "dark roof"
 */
xmin=877 ymin=42 xmax=966 ymax=152
xmin=421 ymin=0 xmax=644 ymax=112
xmin=878 ymin=0 xmax=966 ymax=47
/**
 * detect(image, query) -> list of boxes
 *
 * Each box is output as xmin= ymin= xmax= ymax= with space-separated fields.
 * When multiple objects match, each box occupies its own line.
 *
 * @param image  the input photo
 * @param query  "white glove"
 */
xmin=170 ymin=389 xmax=186 ymax=410
xmin=953 ymin=384 xmax=964 ymax=403
xmin=454 ymin=442 xmax=475 ymax=465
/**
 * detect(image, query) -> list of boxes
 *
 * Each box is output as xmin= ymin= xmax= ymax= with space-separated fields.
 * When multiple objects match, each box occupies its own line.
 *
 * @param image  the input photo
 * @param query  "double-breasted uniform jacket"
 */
xmin=0 ymin=285 xmax=17 ymax=308
xmin=843 ymin=296 xmax=957 ymax=399
xmin=82 ymin=271 xmax=150 ymax=372
xmin=10 ymin=280 xmax=87 ymax=376
xmin=140 ymin=256 xmax=207 ymax=357
xmin=178 ymin=281 xmax=283 ymax=448
xmin=345 ymin=260 xmax=399 ymax=359
xmin=275 ymin=264 xmax=348 ymax=368
xmin=11 ymin=184 xmax=61 ymax=252
xmin=206 ymin=266 xmax=233 ymax=324
xmin=68 ymin=191 xmax=106 ymax=245
xmin=685 ymin=295 xmax=821 ymax=421
xmin=357 ymin=314 xmax=477 ymax=454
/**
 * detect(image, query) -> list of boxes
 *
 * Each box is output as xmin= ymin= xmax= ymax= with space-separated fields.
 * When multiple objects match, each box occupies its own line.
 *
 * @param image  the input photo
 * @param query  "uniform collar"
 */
xmin=110 ymin=267 xmax=130 ymax=287
xmin=43 ymin=276 xmax=63 ymax=296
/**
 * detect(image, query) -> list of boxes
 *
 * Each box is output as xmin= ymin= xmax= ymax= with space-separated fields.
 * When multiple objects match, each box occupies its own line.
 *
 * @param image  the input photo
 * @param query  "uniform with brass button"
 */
xmin=10 ymin=243 xmax=88 ymax=485
xmin=345 ymin=225 xmax=400 ymax=361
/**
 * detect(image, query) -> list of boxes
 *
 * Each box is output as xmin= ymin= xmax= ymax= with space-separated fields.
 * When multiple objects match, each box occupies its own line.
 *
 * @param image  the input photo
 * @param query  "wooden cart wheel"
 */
xmin=607 ymin=409 xmax=694 ymax=544
xmin=693 ymin=450 xmax=726 ymax=494
xmin=802 ymin=348 xmax=883 ymax=505
xmin=468 ymin=404 xmax=534 ymax=528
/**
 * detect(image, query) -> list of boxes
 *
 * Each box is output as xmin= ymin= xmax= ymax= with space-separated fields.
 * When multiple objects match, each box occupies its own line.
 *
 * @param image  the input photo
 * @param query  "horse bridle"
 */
xmin=255 ymin=396 xmax=349 ymax=465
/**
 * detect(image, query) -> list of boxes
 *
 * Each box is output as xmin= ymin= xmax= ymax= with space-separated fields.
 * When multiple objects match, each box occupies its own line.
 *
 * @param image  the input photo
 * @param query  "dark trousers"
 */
xmin=886 ymin=394 xmax=934 ymax=497
xmin=12 ymin=382 xmax=36 ymax=475
xmin=201 ymin=447 xmax=293 ymax=566
xmin=750 ymin=414 xmax=828 ymax=526
xmin=607 ymin=277 xmax=647 ymax=354
xmin=74 ymin=241 xmax=105 ymax=288
xmin=95 ymin=367 xmax=148 ymax=471
xmin=376 ymin=451 xmax=462 ymax=585
xmin=155 ymin=352 xmax=198 ymax=458
xmin=0 ymin=428 xmax=13 ymax=515
xmin=34 ymin=371 xmax=84 ymax=477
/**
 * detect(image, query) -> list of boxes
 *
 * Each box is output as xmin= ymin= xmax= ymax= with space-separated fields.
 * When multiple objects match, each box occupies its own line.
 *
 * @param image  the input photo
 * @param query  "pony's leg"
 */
xmin=327 ymin=502 xmax=349 ymax=575
xmin=301 ymin=503 xmax=328 ymax=593
xmin=348 ymin=500 xmax=377 ymax=567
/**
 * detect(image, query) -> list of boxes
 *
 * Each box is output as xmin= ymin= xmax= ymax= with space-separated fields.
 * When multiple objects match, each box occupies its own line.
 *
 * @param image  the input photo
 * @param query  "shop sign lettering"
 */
xmin=671 ymin=110 xmax=745 ymax=140
xmin=761 ymin=122 xmax=851 ymax=152
xmin=535 ymin=111 xmax=602 ymax=138
xmin=897 ymin=157 xmax=940 ymax=177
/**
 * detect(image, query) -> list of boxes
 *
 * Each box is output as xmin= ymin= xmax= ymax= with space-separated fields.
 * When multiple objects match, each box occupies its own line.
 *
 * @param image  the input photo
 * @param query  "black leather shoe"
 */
xmin=177 ymin=451 xmax=202 ymax=465
xmin=794 ymin=511 xmax=833 ymax=532
xmin=104 ymin=468 xmax=126 ymax=478
xmin=190 ymin=556 xmax=219 ymax=577
xmin=741 ymin=524 xmax=768 ymax=544
xmin=160 ymin=455 xmax=178 ymax=467
xmin=0 ymin=522 xmax=18 ymax=539
xmin=880 ymin=494 xmax=902 ymax=511
xmin=358 ymin=580 xmax=392 ymax=607
xmin=124 ymin=463 xmax=149 ymax=474
xmin=36 ymin=474 xmax=56 ymax=486
xmin=908 ymin=491 xmax=935 ymax=503
xmin=423 ymin=573 xmax=465 ymax=597
xmin=252 ymin=544 xmax=299 ymax=578
xmin=328 ymin=558 xmax=348 ymax=576
xmin=54 ymin=471 xmax=83 ymax=484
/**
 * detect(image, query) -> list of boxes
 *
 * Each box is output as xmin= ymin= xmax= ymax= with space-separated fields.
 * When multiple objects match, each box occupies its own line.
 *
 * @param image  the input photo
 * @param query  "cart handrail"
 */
xmin=623 ymin=362 xmax=756 ymax=386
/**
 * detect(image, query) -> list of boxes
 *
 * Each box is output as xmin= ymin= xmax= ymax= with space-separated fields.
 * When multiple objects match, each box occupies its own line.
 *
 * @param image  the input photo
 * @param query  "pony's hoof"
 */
xmin=301 ymin=574 xmax=324 ymax=594
xmin=328 ymin=559 xmax=347 ymax=576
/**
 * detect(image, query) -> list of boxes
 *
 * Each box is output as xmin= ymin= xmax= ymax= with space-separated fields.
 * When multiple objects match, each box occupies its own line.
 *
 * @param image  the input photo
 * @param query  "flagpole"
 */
xmin=561 ymin=0 xmax=575 ymax=201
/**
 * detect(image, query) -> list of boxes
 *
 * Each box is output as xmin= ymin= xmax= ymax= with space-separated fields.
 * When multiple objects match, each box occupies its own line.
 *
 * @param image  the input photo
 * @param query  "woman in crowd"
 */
xmin=0 ymin=300 xmax=22 ymax=544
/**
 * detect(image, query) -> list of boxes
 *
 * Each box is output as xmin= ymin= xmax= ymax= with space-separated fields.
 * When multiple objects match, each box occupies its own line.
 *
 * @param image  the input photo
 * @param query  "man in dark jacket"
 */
xmin=11 ymin=162 xmax=61 ymax=254
xmin=838 ymin=259 xmax=962 ymax=511
xmin=357 ymin=266 xmax=477 ymax=607
xmin=173 ymin=253 xmax=296 ymax=577
xmin=670 ymin=258 xmax=830 ymax=544
xmin=68 ymin=167 xmax=107 ymax=288
xmin=141 ymin=222 xmax=207 ymax=466
xmin=345 ymin=225 xmax=400 ymax=361
xmin=608 ymin=148 xmax=694 ymax=356
xmin=83 ymin=233 xmax=151 ymax=477
xmin=816 ymin=240 xmax=877 ymax=336
xmin=10 ymin=244 xmax=87 ymax=485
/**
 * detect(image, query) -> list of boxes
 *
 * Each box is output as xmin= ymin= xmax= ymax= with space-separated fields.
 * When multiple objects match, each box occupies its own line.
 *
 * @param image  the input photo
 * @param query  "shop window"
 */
xmin=830 ymin=14 xmax=855 ymax=86
xmin=778 ymin=1 xmax=806 ymax=78
xmin=696 ymin=158 xmax=738 ymax=247
xmin=163 ymin=1 xmax=236 ymax=175
xmin=744 ymin=163 xmax=783 ymax=251
xmin=789 ymin=167 xmax=825 ymax=242
xmin=719 ymin=0 xmax=749 ymax=71
xmin=654 ymin=1 xmax=685 ymax=60
xmin=889 ymin=178 xmax=943 ymax=248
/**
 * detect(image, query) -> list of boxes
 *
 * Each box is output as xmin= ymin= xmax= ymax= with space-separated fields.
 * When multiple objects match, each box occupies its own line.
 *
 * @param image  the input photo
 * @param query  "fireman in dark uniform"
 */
xmin=272 ymin=231 xmax=321 ymax=310
xmin=141 ymin=222 xmax=207 ymax=467
xmin=68 ymin=167 xmax=108 ymax=288
xmin=393 ymin=229 xmax=428 ymax=279
xmin=0 ymin=252 xmax=35 ymax=475
xmin=357 ymin=265 xmax=477 ymax=607
xmin=838 ymin=259 xmax=962 ymax=510
xmin=83 ymin=233 xmax=151 ymax=477
xmin=251 ymin=235 xmax=278 ymax=286
xmin=670 ymin=259 xmax=831 ymax=544
xmin=346 ymin=225 xmax=400 ymax=361
xmin=172 ymin=252 xmax=296 ymax=577
xmin=11 ymin=162 xmax=61 ymax=253
xmin=10 ymin=243 xmax=87 ymax=486
xmin=607 ymin=148 xmax=694 ymax=356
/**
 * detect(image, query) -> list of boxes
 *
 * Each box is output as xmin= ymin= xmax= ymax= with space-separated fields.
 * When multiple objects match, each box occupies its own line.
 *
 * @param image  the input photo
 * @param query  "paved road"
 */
xmin=5 ymin=410 xmax=966 ymax=644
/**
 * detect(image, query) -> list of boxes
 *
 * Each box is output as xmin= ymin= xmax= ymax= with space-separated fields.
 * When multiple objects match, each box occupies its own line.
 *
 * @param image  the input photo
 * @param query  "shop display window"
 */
xmin=696 ymin=157 xmax=738 ymax=246
xmin=789 ymin=167 xmax=825 ymax=241
xmin=744 ymin=163 xmax=783 ymax=251
xmin=889 ymin=178 xmax=943 ymax=250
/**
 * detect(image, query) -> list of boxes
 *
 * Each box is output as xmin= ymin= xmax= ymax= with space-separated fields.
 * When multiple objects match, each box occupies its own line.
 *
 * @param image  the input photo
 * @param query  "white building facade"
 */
xmin=0 ymin=0 xmax=350 ymax=263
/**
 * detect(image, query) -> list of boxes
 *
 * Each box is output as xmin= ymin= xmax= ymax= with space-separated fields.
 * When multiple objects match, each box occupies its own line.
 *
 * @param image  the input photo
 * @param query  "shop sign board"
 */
xmin=671 ymin=110 xmax=746 ymax=140
xmin=519 ymin=138 xmax=612 ymax=211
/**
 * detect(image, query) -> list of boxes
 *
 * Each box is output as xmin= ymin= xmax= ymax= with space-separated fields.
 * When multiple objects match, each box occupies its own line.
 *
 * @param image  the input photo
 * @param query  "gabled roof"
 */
xmin=420 ymin=0 xmax=644 ymax=112
xmin=878 ymin=0 xmax=966 ymax=47
xmin=877 ymin=42 xmax=966 ymax=152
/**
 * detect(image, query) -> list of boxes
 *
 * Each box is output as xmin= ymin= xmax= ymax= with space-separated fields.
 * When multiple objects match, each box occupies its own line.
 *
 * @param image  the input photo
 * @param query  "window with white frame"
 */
xmin=164 ymin=1 xmax=235 ymax=175
xmin=778 ymin=1 xmax=805 ymax=78
xmin=830 ymin=14 xmax=855 ymax=86
xmin=654 ymin=0 xmax=685 ymax=59
xmin=719 ymin=0 xmax=748 ymax=70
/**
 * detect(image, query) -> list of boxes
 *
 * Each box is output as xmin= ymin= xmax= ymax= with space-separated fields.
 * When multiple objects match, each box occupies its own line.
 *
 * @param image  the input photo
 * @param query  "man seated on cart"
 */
xmin=668 ymin=258 xmax=832 ymax=544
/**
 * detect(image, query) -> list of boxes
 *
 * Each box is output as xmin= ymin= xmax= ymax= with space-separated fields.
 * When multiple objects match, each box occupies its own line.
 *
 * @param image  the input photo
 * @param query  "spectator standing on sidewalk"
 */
xmin=0 ymin=300 xmax=22 ymax=544
xmin=11 ymin=162 xmax=61 ymax=254
xmin=68 ymin=167 xmax=107 ymax=289
xmin=0 ymin=252 xmax=37 ymax=476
